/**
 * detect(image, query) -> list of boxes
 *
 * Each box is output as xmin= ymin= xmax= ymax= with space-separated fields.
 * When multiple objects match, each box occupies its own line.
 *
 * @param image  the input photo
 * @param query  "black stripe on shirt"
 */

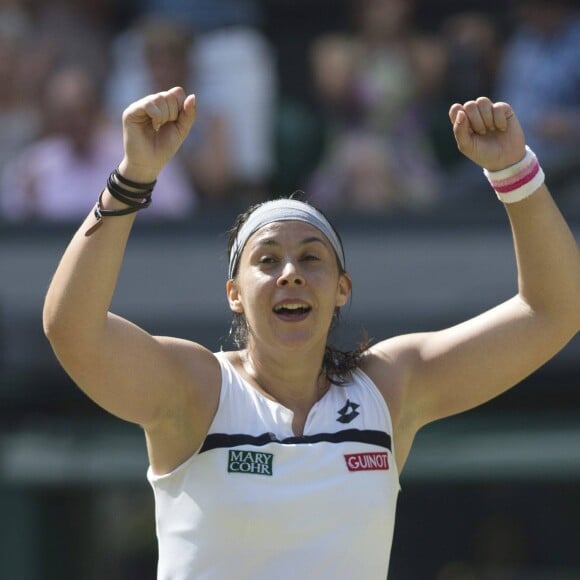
xmin=199 ymin=429 xmax=391 ymax=454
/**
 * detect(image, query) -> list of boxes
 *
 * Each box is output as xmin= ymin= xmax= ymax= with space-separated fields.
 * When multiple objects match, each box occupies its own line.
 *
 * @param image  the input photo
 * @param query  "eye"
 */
xmin=301 ymin=254 xmax=320 ymax=262
xmin=258 ymin=255 xmax=278 ymax=264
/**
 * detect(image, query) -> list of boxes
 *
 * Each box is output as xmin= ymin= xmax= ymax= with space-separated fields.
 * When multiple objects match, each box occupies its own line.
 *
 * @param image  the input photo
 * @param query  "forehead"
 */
xmin=245 ymin=220 xmax=332 ymax=248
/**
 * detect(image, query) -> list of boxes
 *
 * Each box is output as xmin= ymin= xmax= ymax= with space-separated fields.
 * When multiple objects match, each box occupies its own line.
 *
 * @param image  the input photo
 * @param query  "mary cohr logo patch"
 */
xmin=228 ymin=450 xmax=274 ymax=476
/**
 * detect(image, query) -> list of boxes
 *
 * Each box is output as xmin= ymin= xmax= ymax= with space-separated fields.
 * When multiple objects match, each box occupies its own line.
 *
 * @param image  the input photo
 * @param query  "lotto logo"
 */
xmin=344 ymin=452 xmax=389 ymax=471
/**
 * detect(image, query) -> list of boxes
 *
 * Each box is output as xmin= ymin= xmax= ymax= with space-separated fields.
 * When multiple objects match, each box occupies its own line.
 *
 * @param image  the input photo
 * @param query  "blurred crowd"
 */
xmin=0 ymin=0 xmax=578 ymax=224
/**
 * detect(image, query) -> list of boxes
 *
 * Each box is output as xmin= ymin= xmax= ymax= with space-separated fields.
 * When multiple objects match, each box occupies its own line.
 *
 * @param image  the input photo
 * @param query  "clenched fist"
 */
xmin=449 ymin=96 xmax=526 ymax=172
xmin=118 ymin=87 xmax=197 ymax=183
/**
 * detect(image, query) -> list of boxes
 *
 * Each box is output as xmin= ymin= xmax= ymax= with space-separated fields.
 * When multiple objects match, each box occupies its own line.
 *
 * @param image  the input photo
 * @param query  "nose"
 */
xmin=277 ymin=260 xmax=305 ymax=286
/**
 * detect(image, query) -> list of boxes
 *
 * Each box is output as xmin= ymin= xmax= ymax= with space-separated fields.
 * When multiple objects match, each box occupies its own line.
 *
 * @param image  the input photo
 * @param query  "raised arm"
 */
xmin=367 ymin=97 xmax=579 ymax=439
xmin=43 ymin=88 xmax=220 ymax=444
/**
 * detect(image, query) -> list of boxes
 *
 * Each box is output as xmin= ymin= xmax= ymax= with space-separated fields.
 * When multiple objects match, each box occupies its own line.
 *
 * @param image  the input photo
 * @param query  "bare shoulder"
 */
xmin=156 ymin=336 xmax=222 ymax=386
xmin=360 ymin=335 xmax=428 ymax=471
xmin=145 ymin=337 xmax=223 ymax=474
xmin=360 ymin=334 xmax=427 ymax=427
xmin=361 ymin=334 xmax=424 ymax=386
xmin=152 ymin=335 xmax=223 ymax=421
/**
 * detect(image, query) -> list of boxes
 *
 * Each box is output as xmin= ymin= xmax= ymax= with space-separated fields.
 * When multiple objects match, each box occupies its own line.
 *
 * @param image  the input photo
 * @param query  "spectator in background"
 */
xmin=0 ymin=66 xmax=196 ymax=222
xmin=106 ymin=16 xmax=193 ymax=119
xmin=108 ymin=0 xmax=277 ymax=208
xmin=30 ymin=0 xmax=115 ymax=87
xmin=441 ymin=12 xmax=500 ymax=105
xmin=440 ymin=1 xmax=579 ymax=205
xmin=306 ymin=0 xmax=445 ymax=213
xmin=0 ymin=0 xmax=126 ymax=183
xmin=0 ymin=2 xmax=40 ymax=176
xmin=494 ymin=0 xmax=580 ymax=194
xmin=107 ymin=16 xmax=233 ymax=207
xmin=430 ymin=12 xmax=501 ymax=173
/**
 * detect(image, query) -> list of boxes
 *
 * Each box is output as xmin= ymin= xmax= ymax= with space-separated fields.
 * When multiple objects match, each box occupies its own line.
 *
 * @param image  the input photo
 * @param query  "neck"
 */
xmin=241 ymin=343 xmax=329 ymax=415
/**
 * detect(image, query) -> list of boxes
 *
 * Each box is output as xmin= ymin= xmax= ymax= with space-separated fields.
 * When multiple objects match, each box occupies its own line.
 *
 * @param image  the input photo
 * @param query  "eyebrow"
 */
xmin=252 ymin=236 xmax=328 ymax=249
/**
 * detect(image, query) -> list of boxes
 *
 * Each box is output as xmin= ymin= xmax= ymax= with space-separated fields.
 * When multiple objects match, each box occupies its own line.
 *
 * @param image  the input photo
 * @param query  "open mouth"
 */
xmin=273 ymin=303 xmax=312 ymax=320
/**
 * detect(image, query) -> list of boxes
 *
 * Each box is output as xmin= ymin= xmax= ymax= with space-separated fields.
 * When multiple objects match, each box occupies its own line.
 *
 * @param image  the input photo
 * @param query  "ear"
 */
xmin=335 ymin=273 xmax=352 ymax=308
xmin=226 ymin=279 xmax=244 ymax=313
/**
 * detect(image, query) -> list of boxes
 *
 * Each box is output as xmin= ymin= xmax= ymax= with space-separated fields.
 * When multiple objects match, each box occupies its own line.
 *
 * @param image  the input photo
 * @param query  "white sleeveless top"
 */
xmin=148 ymin=352 xmax=400 ymax=580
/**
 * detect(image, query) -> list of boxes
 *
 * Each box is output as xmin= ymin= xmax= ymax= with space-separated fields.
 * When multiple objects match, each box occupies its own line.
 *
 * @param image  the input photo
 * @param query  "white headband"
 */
xmin=228 ymin=199 xmax=345 ymax=279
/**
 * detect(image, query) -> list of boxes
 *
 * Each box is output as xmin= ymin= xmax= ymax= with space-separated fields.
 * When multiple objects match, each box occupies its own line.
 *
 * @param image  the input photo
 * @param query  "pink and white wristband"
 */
xmin=483 ymin=146 xmax=545 ymax=204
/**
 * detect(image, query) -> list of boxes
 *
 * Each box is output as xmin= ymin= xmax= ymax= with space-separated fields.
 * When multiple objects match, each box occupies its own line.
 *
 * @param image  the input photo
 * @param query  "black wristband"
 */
xmin=107 ymin=173 xmax=153 ymax=205
xmin=114 ymin=168 xmax=157 ymax=190
xmin=84 ymin=170 xmax=155 ymax=237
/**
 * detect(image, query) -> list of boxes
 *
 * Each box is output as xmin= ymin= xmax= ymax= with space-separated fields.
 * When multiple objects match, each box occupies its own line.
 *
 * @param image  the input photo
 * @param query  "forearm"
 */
xmin=43 ymin=185 xmax=138 ymax=345
xmin=506 ymin=184 xmax=580 ymax=326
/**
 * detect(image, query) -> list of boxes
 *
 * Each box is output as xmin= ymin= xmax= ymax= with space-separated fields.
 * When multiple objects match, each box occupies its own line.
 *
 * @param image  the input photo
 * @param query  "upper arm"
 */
xmin=370 ymin=295 xmax=577 ymax=430
xmin=48 ymin=311 xmax=220 ymax=428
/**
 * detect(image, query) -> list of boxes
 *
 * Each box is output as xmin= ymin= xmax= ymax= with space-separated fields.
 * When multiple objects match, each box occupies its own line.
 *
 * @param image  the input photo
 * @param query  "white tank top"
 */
xmin=148 ymin=352 xmax=400 ymax=580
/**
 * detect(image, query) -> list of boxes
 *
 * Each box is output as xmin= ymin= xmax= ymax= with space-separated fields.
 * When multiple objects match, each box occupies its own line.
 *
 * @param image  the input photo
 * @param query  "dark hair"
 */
xmin=225 ymin=198 xmax=369 ymax=385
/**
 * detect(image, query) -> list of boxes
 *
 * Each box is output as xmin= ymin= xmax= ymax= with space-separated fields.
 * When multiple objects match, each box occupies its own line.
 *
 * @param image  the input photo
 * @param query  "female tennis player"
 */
xmin=43 ymin=87 xmax=579 ymax=579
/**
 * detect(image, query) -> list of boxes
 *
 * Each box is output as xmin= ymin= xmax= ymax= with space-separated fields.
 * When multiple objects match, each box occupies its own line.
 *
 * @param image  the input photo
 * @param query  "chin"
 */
xmin=272 ymin=329 xmax=324 ymax=352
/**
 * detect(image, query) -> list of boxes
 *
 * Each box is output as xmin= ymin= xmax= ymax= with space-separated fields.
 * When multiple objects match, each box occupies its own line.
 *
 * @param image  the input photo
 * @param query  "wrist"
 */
xmin=118 ymin=158 xmax=159 ymax=185
xmin=483 ymin=146 xmax=526 ymax=173
xmin=84 ymin=168 xmax=155 ymax=237
xmin=483 ymin=146 xmax=545 ymax=204
xmin=100 ymin=189 xmax=136 ymax=211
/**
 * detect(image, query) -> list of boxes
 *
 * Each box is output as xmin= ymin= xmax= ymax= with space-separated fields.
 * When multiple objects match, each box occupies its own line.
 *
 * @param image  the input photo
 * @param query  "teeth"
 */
xmin=274 ymin=303 xmax=309 ymax=312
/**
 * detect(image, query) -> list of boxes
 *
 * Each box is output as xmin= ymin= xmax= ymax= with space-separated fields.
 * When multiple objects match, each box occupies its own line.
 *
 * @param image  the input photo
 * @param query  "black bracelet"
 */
xmin=113 ymin=168 xmax=157 ymax=190
xmin=107 ymin=173 xmax=153 ymax=205
xmin=84 ymin=170 xmax=155 ymax=237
